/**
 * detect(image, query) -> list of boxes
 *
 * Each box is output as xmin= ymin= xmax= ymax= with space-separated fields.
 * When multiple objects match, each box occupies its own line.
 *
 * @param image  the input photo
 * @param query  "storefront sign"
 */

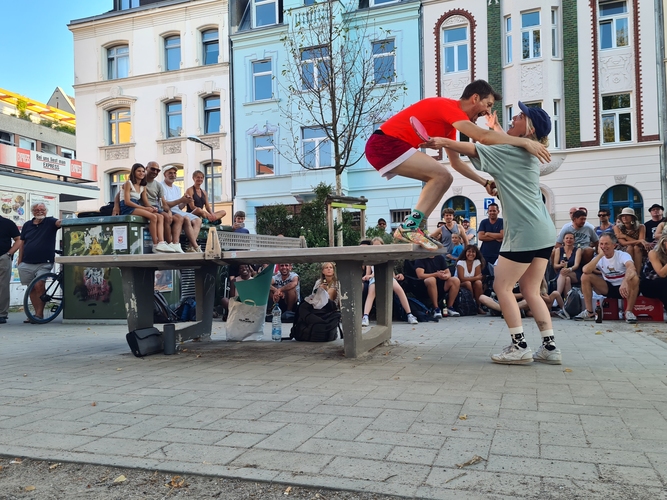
xmin=0 ymin=143 xmax=96 ymax=181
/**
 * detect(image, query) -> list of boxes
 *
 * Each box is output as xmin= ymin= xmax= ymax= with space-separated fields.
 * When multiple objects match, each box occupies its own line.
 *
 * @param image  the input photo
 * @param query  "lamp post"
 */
xmin=187 ymin=135 xmax=215 ymax=212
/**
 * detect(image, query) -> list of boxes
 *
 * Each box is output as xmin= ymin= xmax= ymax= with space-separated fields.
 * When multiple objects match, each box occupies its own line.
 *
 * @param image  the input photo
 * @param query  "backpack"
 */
xmin=407 ymin=297 xmax=438 ymax=323
xmin=290 ymin=300 xmax=341 ymax=342
xmin=174 ymin=297 xmax=196 ymax=322
xmin=154 ymin=291 xmax=179 ymax=323
xmin=563 ymin=288 xmax=584 ymax=319
xmin=454 ymin=288 xmax=478 ymax=316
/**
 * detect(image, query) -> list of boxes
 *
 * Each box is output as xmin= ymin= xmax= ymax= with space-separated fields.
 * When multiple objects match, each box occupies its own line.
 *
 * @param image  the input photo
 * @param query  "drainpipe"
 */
xmin=418 ymin=2 xmax=424 ymax=100
xmin=657 ymin=0 xmax=667 ymax=205
xmin=228 ymin=26 xmax=237 ymax=206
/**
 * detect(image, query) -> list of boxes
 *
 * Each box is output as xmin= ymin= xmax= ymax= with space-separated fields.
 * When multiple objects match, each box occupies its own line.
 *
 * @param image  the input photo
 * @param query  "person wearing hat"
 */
xmin=613 ymin=207 xmax=649 ymax=273
xmin=161 ymin=165 xmax=203 ymax=253
xmin=461 ymin=218 xmax=476 ymax=246
xmin=644 ymin=204 xmax=665 ymax=244
xmin=428 ymin=102 xmax=561 ymax=365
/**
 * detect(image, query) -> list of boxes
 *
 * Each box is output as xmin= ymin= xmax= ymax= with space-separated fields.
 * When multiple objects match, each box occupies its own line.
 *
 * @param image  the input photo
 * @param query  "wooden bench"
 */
xmin=56 ymin=229 xmax=440 ymax=358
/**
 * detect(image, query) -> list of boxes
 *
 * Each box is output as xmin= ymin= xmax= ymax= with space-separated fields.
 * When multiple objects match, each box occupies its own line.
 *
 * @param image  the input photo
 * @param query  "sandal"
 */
xmin=24 ymin=317 xmax=42 ymax=323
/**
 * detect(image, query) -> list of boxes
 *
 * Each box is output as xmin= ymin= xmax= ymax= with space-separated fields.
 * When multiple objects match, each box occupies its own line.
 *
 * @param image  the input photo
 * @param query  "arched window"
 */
xmin=108 ymin=170 xmax=130 ymax=201
xmin=599 ymin=184 xmax=644 ymax=223
xmin=442 ymin=196 xmax=477 ymax=227
xmin=108 ymin=108 xmax=131 ymax=145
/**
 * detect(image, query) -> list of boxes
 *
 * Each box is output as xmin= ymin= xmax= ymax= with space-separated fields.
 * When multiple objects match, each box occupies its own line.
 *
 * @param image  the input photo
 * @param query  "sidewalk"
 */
xmin=1 ymin=312 xmax=666 ymax=499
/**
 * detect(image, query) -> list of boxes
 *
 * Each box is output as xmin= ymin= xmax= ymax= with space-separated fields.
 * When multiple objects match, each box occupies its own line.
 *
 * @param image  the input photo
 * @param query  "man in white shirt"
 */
xmin=161 ymin=165 xmax=202 ymax=253
xmin=574 ymin=232 xmax=639 ymax=323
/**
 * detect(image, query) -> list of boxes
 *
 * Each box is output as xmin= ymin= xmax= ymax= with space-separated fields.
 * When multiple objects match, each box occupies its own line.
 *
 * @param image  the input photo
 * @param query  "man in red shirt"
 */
xmin=365 ymin=80 xmax=550 ymax=250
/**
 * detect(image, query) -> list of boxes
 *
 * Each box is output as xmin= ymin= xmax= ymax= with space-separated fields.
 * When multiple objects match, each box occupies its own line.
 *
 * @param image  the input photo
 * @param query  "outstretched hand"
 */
xmin=524 ymin=140 xmax=551 ymax=164
xmin=485 ymin=111 xmax=501 ymax=131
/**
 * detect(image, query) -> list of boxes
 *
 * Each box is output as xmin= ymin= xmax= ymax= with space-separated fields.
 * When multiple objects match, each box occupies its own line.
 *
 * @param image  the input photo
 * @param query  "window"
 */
xmin=119 ymin=0 xmax=139 ymax=9
xmin=372 ymin=39 xmax=396 ymax=84
xmin=302 ymin=127 xmax=331 ymax=169
xmin=254 ymin=135 xmax=275 ymax=176
xmin=204 ymin=96 xmax=220 ymax=135
xmin=601 ymin=93 xmax=631 ymax=143
xmin=41 ymin=142 xmax=57 ymax=154
xmin=109 ymin=171 xmax=130 ymax=201
xmin=252 ymin=60 xmax=273 ymax=100
xmin=521 ymin=11 xmax=541 ymax=59
xmin=371 ymin=0 xmax=399 ymax=5
xmin=254 ymin=0 xmax=278 ymax=27
xmin=109 ymin=108 xmax=131 ymax=145
xmin=443 ymin=196 xmax=477 ymax=227
xmin=204 ymin=162 xmax=222 ymax=205
xmin=107 ymin=45 xmax=129 ymax=80
xmin=553 ymin=100 xmax=561 ymax=148
xmin=304 ymin=0 xmax=316 ymax=4
xmin=600 ymin=1 xmax=628 ymax=49
xmin=165 ymin=101 xmax=182 ymax=138
xmin=551 ymin=8 xmax=559 ymax=57
xmin=164 ymin=35 xmax=181 ymax=71
xmin=507 ymin=105 xmax=514 ymax=124
xmin=390 ymin=209 xmax=410 ymax=229
xmin=443 ymin=26 xmax=468 ymax=73
xmin=202 ymin=29 xmax=219 ymax=65
xmin=19 ymin=137 xmax=35 ymax=150
xmin=61 ymin=148 xmax=75 ymax=159
xmin=505 ymin=16 xmax=512 ymax=64
xmin=0 ymin=131 xmax=13 ymax=145
xmin=301 ymin=46 xmax=330 ymax=90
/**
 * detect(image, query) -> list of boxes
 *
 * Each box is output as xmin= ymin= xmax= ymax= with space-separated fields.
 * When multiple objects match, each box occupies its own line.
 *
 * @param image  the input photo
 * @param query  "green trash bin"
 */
xmin=61 ymin=215 xmax=150 ymax=321
xmin=236 ymin=265 xmax=274 ymax=307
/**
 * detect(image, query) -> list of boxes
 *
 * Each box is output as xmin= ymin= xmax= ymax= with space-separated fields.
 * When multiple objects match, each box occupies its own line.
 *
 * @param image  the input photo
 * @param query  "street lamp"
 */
xmin=187 ymin=135 xmax=215 ymax=213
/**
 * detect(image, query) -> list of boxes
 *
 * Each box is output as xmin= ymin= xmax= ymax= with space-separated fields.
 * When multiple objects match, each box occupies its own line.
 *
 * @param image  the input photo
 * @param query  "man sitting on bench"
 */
xmin=269 ymin=263 xmax=300 ymax=313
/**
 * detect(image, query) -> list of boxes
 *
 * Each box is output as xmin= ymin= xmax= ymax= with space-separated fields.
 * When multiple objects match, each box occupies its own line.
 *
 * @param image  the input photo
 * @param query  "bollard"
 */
xmin=163 ymin=323 xmax=176 ymax=355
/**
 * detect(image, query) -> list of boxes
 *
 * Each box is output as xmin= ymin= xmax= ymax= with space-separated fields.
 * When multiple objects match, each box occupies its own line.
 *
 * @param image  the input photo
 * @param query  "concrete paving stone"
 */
xmin=628 ymin=425 xmax=667 ymax=441
xmin=540 ymin=476 xmax=667 ymax=500
xmin=580 ymin=414 xmax=632 ymax=438
xmin=309 ymin=404 xmax=384 ymax=418
xmin=146 ymin=442 xmax=244 ymax=465
xmin=131 ymin=404 xmax=205 ymax=417
xmin=321 ymin=391 xmax=372 ymax=406
xmin=185 ymin=398 xmax=254 ymax=409
xmin=356 ymin=429 xmax=446 ymax=449
xmin=272 ymin=394 xmax=331 ymax=413
xmin=204 ymin=418 xmax=286 ymax=434
xmin=536 ymin=388 xmax=575 ymax=405
xmin=425 ymin=467 xmax=541 ymax=496
xmin=433 ymin=437 xmax=492 ymax=467
xmin=386 ymin=445 xmax=438 ymax=465
xmin=409 ymin=421 xmax=496 ymax=441
xmin=398 ymin=390 xmax=467 ymax=405
xmin=498 ymin=408 xmax=582 ymax=425
xmin=456 ymin=414 xmax=540 ymax=433
xmin=73 ymin=436 xmax=169 ymax=457
xmin=177 ymin=462 xmax=280 ymax=482
xmin=539 ymin=402 xmax=622 ymax=417
xmin=298 ymin=437 xmax=393 ymax=460
xmin=541 ymin=443 xmax=651 ymax=467
xmin=253 ymin=422 xmax=323 ymax=451
xmin=598 ymin=463 xmax=664 ymax=488
xmin=170 ymin=407 xmax=238 ymax=428
xmin=10 ymin=432 xmax=96 ymax=451
xmin=224 ymin=400 xmax=286 ymax=420
xmin=0 ymin=429 xmax=32 ymax=445
xmin=215 ymin=432 xmax=269 ymax=448
xmin=645 ymin=452 xmax=667 ymax=483
xmin=322 ymin=455 xmax=430 ymax=485
xmin=142 ymin=427 xmax=230 ymax=445
xmin=104 ymin=415 xmax=178 ymax=439
xmin=490 ymin=429 xmax=540 ymax=458
xmin=501 ymin=393 xmax=539 ymax=411
xmin=539 ymin=421 xmax=588 ymax=447
xmin=259 ymin=410 xmax=336 ymax=426
xmin=415 ymin=402 xmax=463 ymax=425
xmin=231 ymin=448 xmax=333 ymax=474
xmin=75 ymin=423 xmax=127 ymax=437
xmin=354 ymin=398 xmax=427 ymax=412
xmin=312 ymin=416 xmax=374 ymax=441
xmin=571 ymin=396 xmax=656 ymax=409
xmin=368 ymin=408 xmax=421 ymax=432
xmin=0 ymin=405 xmax=35 ymax=417
xmin=0 ymin=408 xmax=62 ymax=429
xmin=15 ymin=419 xmax=98 ymax=435
xmin=486 ymin=454 xmax=599 ymax=480
xmin=461 ymin=397 xmax=502 ymax=418
xmin=617 ymin=407 xmax=667 ymax=428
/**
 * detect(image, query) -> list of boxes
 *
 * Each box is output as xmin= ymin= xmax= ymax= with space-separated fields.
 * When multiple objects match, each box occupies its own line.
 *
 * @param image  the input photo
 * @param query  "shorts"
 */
xmin=172 ymin=208 xmax=199 ymax=221
xmin=119 ymin=201 xmax=134 ymax=216
xmin=604 ymin=282 xmax=622 ymax=299
xmin=499 ymin=246 xmax=553 ymax=264
xmin=365 ymin=130 xmax=417 ymax=180
xmin=18 ymin=262 xmax=54 ymax=285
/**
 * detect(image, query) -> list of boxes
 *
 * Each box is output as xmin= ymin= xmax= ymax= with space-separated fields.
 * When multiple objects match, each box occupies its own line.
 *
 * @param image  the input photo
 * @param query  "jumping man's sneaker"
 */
xmin=573 ymin=310 xmax=595 ymax=321
xmin=393 ymin=226 xmax=439 ymax=251
xmin=533 ymin=344 xmax=563 ymax=365
xmin=491 ymin=344 xmax=533 ymax=365
xmin=361 ymin=314 xmax=369 ymax=327
xmin=433 ymin=308 xmax=443 ymax=319
xmin=447 ymin=308 xmax=460 ymax=317
xmin=625 ymin=311 xmax=638 ymax=324
xmin=407 ymin=313 xmax=418 ymax=325
xmin=422 ymin=233 xmax=444 ymax=249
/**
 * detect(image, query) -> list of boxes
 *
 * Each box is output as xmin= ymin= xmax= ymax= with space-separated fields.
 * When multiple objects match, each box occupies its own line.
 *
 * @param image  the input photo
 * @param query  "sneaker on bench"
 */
xmin=154 ymin=241 xmax=175 ymax=253
xmin=170 ymin=243 xmax=185 ymax=253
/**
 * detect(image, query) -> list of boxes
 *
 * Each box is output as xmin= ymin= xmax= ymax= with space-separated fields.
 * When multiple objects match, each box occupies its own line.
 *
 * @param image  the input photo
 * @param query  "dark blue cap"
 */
xmin=518 ymin=101 xmax=551 ymax=139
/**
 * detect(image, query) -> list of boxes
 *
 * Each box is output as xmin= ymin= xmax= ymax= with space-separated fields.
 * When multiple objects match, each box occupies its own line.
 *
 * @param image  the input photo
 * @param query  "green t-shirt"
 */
xmin=470 ymin=144 xmax=555 ymax=252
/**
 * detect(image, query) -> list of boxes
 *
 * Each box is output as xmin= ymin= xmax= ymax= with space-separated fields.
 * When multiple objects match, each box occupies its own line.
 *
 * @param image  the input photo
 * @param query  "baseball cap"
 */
xmin=518 ymin=102 xmax=552 ymax=139
xmin=162 ymin=165 xmax=178 ymax=173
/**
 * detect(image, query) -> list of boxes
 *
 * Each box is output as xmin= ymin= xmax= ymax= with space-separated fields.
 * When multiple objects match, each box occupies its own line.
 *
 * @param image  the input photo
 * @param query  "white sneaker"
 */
xmin=573 ymin=310 xmax=595 ymax=321
xmin=407 ymin=313 xmax=418 ymax=325
xmin=170 ymin=242 xmax=185 ymax=253
xmin=491 ymin=344 xmax=533 ymax=365
xmin=533 ymin=344 xmax=562 ymax=365
xmin=153 ymin=241 xmax=175 ymax=253
xmin=361 ymin=314 xmax=369 ymax=327
xmin=625 ymin=311 xmax=637 ymax=324
xmin=447 ymin=308 xmax=460 ymax=317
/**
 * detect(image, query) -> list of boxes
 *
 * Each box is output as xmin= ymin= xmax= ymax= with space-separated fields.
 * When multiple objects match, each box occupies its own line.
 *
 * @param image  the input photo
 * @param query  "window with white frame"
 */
xmin=108 ymin=108 xmax=131 ymax=145
xmin=252 ymin=60 xmax=273 ymax=100
xmin=254 ymin=0 xmax=278 ymax=27
xmin=372 ymin=39 xmax=396 ymax=84
xmin=165 ymin=101 xmax=182 ymax=138
xmin=443 ymin=26 xmax=468 ymax=73
xmin=109 ymin=170 xmax=130 ymax=201
xmin=521 ymin=11 xmax=541 ymax=59
xmin=61 ymin=147 xmax=75 ymax=159
xmin=202 ymin=29 xmax=219 ymax=65
xmin=506 ymin=105 xmax=514 ymax=125
xmin=552 ymin=100 xmax=561 ymax=148
xmin=254 ymin=135 xmax=275 ymax=176
xmin=204 ymin=162 xmax=222 ymax=204
xmin=599 ymin=1 xmax=628 ymax=49
xmin=551 ymin=8 xmax=559 ymax=57
xmin=302 ymin=127 xmax=331 ymax=169
xmin=505 ymin=16 xmax=512 ymax=64
xmin=601 ymin=93 xmax=631 ymax=143
xmin=301 ymin=46 xmax=330 ymax=90
xmin=41 ymin=142 xmax=57 ymax=154
xmin=164 ymin=35 xmax=181 ymax=71
xmin=19 ymin=137 xmax=36 ymax=150
xmin=107 ymin=45 xmax=129 ymax=80
xmin=204 ymin=96 xmax=220 ymax=135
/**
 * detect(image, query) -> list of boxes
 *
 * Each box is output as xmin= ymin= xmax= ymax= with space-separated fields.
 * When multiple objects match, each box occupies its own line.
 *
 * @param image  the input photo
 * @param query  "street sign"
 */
xmin=484 ymin=198 xmax=496 ymax=210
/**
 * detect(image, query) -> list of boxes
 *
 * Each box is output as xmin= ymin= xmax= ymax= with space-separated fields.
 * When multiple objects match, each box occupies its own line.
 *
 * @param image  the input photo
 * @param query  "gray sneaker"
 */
xmin=361 ymin=314 xmax=369 ymax=327
xmin=573 ymin=310 xmax=595 ymax=321
xmin=447 ymin=308 xmax=461 ymax=317
xmin=491 ymin=344 xmax=533 ymax=365
xmin=533 ymin=344 xmax=562 ymax=365
xmin=625 ymin=311 xmax=637 ymax=324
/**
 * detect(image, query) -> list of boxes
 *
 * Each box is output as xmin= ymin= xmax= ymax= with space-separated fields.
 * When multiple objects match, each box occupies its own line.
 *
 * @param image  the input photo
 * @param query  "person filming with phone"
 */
xmin=233 ymin=211 xmax=250 ymax=234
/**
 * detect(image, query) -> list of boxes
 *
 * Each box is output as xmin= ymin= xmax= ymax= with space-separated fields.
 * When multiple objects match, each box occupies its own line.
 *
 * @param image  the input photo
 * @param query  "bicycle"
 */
xmin=23 ymin=262 xmax=64 ymax=324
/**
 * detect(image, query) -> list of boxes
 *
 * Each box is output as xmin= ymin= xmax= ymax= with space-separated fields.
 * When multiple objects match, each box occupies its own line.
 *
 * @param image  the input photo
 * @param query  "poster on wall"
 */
xmin=0 ymin=190 xmax=27 ymax=229
xmin=28 ymin=193 xmax=59 ymax=219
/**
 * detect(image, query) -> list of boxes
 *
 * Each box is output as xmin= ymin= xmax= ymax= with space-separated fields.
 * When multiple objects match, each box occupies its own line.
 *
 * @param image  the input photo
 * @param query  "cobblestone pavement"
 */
xmin=1 ymin=312 xmax=666 ymax=499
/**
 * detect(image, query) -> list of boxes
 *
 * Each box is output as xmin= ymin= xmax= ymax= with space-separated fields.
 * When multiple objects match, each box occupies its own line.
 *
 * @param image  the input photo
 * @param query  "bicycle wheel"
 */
xmin=24 ymin=272 xmax=64 ymax=324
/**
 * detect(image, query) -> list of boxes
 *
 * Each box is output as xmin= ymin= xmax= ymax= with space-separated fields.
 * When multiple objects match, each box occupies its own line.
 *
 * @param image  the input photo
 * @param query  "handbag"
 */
xmin=126 ymin=327 xmax=163 ymax=357
xmin=225 ymin=298 xmax=265 ymax=341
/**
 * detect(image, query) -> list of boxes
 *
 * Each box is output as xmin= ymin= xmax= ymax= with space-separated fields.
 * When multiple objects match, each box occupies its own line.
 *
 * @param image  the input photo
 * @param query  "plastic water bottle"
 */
xmin=271 ymin=303 xmax=282 ymax=342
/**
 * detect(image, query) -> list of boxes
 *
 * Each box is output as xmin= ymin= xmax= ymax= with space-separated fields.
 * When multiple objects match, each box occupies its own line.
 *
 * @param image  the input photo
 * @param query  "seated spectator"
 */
xmin=312 ymin=262 xmax=340 ymax=307
xmin=185 ymin=170 xmax=227 ymax=223
xmin=555 ymin=209 xmax=598 ymax=266
xmin=575 ymin=233 xmax=639 ymax=323
xmin=462 ymin=218 xmax=477 ymax=246
xmin=552 ymin=231 xmax=582 ymax=297
xmin=413 ymin=254 xmax=461 ymax=318
xmin=233 ymin=211 xmax=250 ymax=233
xmin=162 ymin=165 xmax=203 ymax=253
xmin=540 ymin=278 xmax=566 ymax=319
xmin=361 ymin=238 xmax=418 ymax=326
xmin=221 ymin=264 xmax=252 ymax=312
xmin=644 ymin=204 xmax=664 ymax=245
xmin=270 ymin=263 xmax=300 ymax=312
xmin=456 ymin=244 xmax=485 ymax=314
xmin=594 ymin=208 xmax=615 ymax=238
xmin=449 ymin=233 xmax=464 ymax=261
xmin=613 ymin=207 xmax=649 ymax=273
xmin=655 ymin=218 xmax=667 ymax=240
xmin=639 ymin=234 xmax=667 ymax=311
xmin=377 ymin=218 xmax=388 ymax=232
xmin=479 ymin=281 xmax=529 ymax=316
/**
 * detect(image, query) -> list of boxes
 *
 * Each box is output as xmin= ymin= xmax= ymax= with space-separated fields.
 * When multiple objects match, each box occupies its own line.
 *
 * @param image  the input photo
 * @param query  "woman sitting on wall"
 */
xmin=185 ymin=170 xmax=227 ymax=223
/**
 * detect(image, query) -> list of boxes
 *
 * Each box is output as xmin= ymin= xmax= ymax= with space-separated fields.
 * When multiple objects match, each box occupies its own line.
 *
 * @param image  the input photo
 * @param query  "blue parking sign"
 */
xmin=484 ymin=198 xmax=496 ymax=210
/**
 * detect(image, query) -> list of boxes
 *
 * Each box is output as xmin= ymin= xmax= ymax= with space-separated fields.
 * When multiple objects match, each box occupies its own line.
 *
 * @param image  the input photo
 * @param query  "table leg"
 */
xmin=177 ymin=264 xmax=216 ymax=342
xmin=119 ymin=267 xmax=155 ymax=332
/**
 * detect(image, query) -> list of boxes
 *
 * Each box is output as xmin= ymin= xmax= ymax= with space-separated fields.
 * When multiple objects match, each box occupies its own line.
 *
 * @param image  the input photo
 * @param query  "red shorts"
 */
xmin=365 ymin=131 xmax=417 ymax=179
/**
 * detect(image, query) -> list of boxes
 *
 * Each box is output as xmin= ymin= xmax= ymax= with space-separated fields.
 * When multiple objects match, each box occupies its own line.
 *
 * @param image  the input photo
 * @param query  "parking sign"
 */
xmin=484 ymin=198 xmax=496 ymax=210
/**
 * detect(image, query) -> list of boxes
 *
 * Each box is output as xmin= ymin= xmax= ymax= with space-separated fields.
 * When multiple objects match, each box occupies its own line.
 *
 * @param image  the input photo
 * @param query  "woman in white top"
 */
xmin=456 ymin=244 xmax=485 ymax=314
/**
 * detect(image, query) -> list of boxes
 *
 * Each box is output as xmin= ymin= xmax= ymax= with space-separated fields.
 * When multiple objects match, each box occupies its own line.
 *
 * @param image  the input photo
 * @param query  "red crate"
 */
xmin=601 ymin=298 xmax=621 ymax=320
xmin=623 ymin=296 xmax=665 ymax=321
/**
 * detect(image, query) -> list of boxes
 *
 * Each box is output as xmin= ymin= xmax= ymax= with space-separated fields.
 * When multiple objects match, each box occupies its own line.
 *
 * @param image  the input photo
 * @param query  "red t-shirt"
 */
xmin=380 ymin=97 xmax=471 ymax=148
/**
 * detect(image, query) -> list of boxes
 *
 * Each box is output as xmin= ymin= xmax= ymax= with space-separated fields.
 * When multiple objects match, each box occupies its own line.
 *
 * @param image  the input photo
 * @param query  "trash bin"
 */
xmin=61 ymin=215 xmax=150 ymax=321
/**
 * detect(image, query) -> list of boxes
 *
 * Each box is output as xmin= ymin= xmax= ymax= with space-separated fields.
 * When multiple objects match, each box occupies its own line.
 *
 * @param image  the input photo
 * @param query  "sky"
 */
xmin=0 ymin=0 xmax=113 ymax=104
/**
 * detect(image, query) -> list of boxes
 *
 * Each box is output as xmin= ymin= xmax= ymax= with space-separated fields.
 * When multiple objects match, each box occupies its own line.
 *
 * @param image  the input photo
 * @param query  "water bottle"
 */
xmin=271 ymin=302 xmax=282 ymax=342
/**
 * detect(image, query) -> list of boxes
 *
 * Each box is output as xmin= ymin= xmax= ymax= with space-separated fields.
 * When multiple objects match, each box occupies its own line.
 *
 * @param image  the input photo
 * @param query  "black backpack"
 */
xmin=290 ymin=300 xmax=341 ymax=342
xmin=154 ymin=291 xmax=179 ymax=323
xmin=454 ymin=288 xmax=478 ymax=316
xmin=563 ymin=288 xmax=584 ymax=319
xmin=407 ymin=297 xmax=438 ymax=322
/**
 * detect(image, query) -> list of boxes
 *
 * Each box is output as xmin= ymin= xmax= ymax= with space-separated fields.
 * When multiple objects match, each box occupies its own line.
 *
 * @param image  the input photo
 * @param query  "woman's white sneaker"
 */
xmin=407 ymin=313 xmax=418 ymax=324
xmin=491 ymin=344 xmax=533 ymax=364
xmin=169 ymin=243 xmax=185 ymax=253
xmin=533 ymin=345 xmax=562 ymax=365
xmin=154 ymin=241 xmax=175 ymax=253
xmin=361 ymin=314 xmax=369 ymax=327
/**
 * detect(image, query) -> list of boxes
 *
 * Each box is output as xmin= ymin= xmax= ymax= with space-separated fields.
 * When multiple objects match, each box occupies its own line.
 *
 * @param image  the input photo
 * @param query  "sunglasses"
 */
xmin=598 ymin=213 xmax=608 ymax=217
xmin=149 ymin=168 xmax=161 ymax=172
